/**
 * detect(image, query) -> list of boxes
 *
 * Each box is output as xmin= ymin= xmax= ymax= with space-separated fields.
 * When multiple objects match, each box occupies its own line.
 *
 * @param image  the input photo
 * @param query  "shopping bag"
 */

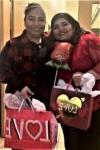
xmin=4 ymin=98 xmax=58 ymax=149
xmin=50 ymin=86 xmax=93 ymax=130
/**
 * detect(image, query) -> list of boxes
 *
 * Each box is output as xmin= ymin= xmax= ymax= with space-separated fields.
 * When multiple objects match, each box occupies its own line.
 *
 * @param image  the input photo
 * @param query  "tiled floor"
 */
xmin=0 ymin=138 xmax=11 ymax=150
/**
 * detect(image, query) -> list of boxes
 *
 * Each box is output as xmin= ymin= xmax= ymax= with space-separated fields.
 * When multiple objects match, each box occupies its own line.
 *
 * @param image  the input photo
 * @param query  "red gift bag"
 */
xmin=4 ymin=109 xmax=58 ymax=149
xmin=50 ymin=86 xmax=93 ymax=130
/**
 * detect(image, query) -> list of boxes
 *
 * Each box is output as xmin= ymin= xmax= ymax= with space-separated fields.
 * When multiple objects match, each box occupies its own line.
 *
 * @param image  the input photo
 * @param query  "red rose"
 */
xmin=51 ymin=42 xmax=73 ymax=63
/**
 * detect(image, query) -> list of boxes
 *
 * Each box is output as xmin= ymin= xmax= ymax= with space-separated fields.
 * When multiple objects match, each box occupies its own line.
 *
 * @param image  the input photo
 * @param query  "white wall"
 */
xmin=12 ymin=0 xmax=79 ymax=36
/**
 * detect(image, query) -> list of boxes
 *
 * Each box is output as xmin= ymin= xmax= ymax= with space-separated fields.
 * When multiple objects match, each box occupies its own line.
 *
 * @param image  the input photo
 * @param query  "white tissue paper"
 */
xmin=4 ymin=91 xmax=47 ymax=110
xmin=4 ymin=92 xmax=29 ymax=109
xmin=80 ymin=73 xmax=100 ymax=97
xmin=32 ymin=98 xmax=46 ymax=112
xmin=89 ymin=91 xmax=100 ymax=97
xmin=56 ymin=79 xmax=75 ymax=91
xmin=80 ymin=73 xmax=96 ymax=93
xmin=57 ymin=79 xmax=75 ymax=91
xmin=57 ymin=79 xmax=67 ymax=89
xmin=56 ymin=74 xmax=100 ymax=98
xmin=4 ymin=93 xmax=21 ymax=109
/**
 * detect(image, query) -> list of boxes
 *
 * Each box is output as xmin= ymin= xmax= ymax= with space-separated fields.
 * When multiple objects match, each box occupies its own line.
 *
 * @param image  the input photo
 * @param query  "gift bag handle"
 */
xmin=66 ymin=78 xmax=73 ymax=90
xmin=53 ymin=69 xmax=80 ymax=93
xmin=53 ymin=69 xmax=59 ymax=87
xmin=53 ymin=69 xmax=73 ymax=89
xmin=18 ymin=97 xmax=35 ymax=112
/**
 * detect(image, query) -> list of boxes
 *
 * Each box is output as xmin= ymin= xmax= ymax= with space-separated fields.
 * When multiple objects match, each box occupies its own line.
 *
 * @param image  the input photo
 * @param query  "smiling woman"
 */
xmin=0 ymin=3 xmax=66 ymax=150
xmin=46 ymin=11 xmax=100 ymax=150
xmin=24 ymin=3 xmax=46 ymax=43
xmin=0 ymin=2 xmax=54 ymax=104
xmin=52 ymin=17 xmax=74 ymax=41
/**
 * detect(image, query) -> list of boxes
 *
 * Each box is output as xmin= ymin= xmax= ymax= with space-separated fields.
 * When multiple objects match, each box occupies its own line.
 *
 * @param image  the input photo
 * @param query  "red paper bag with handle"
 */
xmin=50 ymin=70 xmax=93 ymax=131
xmin=50 ymin=87 xmax=93 ymax=130
xmin=4 ymin=98 xmax=58 ymax=150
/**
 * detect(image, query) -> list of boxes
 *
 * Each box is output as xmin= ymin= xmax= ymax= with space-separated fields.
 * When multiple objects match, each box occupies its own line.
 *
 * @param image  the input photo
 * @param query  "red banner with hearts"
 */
xmin=4 ymin=109 xmax=58 ymax=149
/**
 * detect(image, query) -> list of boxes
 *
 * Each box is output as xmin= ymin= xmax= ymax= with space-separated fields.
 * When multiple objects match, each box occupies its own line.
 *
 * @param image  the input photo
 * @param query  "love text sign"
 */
xmin=5 ymin=109 xmax=57 ymax=149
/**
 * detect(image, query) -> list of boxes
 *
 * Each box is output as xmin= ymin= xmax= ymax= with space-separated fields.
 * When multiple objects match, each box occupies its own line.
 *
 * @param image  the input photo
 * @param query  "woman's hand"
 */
xmin=20 ymin=86 xmax=34 ymax=99
xmin=72 ymin=72 xmax=83 ymax=87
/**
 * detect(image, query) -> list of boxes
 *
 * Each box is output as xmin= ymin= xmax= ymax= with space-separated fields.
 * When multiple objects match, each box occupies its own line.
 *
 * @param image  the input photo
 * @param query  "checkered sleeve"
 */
xmin=0 ymin=41 xmax=23 ymax=91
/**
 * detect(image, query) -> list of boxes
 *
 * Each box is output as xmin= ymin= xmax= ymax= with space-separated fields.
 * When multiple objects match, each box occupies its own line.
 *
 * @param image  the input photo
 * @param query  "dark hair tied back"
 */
xmin=24 ymin=3 xmax=45 ymax=18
